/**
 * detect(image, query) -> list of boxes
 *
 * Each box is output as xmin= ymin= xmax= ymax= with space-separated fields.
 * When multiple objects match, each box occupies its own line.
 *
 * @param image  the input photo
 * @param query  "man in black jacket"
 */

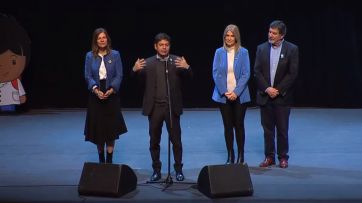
xmin=133 ymin=33 xmax=192 ymax=181
xmin=254 ymin=20 xmax=299 ymax=169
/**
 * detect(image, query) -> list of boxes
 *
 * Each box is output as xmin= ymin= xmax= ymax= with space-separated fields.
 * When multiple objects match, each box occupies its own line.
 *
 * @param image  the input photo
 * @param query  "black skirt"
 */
xmin=84 ymin=80 xmax=127 ymax=145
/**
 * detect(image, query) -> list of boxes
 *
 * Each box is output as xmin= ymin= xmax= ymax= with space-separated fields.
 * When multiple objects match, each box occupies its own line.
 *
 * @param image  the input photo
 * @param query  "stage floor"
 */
xmin=1 ymin=108 xmax=362 ymax=203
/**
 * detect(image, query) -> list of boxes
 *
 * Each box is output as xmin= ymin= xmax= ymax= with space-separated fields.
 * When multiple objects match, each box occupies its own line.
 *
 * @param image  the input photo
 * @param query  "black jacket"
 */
xmin=254 ymin=41 xmax=299 ymax=106
xmin=135 ymin=54 xmax=192 ymax=116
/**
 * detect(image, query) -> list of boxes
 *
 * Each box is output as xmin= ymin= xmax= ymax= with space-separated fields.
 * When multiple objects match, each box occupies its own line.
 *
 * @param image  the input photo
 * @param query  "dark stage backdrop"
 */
xmin=2 ymin=0 xmax=362 ymax=108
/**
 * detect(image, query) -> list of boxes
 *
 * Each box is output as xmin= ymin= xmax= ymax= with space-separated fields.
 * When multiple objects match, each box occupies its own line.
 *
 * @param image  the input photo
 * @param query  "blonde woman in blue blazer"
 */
xmin=212 ymin=24 xmax=251 ymax=164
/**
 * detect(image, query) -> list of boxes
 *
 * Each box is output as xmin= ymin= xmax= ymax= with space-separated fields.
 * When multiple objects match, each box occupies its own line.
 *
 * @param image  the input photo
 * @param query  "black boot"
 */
xmin=236 ymin=152 xmax=244 ymax=164
xmin=106 ymin=151 xmax=113 ymax=164
xmin=99 ymin=151 xmax=105 ymax=163
xmin=226 ymin=149 xmax=235 ymax=164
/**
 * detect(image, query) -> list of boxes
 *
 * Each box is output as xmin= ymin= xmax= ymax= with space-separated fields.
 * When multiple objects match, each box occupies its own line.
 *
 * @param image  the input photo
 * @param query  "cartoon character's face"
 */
xmin=0 ymin=49 xmax=26 ymax=82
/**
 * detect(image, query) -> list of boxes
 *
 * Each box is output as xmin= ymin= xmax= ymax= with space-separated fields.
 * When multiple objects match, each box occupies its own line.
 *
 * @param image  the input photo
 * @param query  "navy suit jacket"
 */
xmin=254 ymin=41 xmax=299 ymax=106
xmin=84 ymin=50 xmax=123 ymax=93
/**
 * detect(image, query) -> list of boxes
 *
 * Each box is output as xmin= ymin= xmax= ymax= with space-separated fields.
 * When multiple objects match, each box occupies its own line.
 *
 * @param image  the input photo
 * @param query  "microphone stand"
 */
xmin=164 ymin=57 xmax=173 ymax=190
xmin=146 ymin=56 xmax=195 ymax=191
xmin=146 ymin=57 xmax=173 ymax=190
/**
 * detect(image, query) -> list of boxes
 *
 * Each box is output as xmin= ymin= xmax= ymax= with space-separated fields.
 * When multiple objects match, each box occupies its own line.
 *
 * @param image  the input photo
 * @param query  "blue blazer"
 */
xmin=84 ymin=50 xmax=123 ymax=93
xmin=212 ymin=47 xmax=251 ymax=104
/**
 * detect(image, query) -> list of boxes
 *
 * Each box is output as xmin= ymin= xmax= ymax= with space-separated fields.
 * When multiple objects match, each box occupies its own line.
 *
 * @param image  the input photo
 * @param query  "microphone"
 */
xmin=165 ymin=58 xmax=168 ymax=74
xmin=159 ymin=56 xmax=170 ymax=74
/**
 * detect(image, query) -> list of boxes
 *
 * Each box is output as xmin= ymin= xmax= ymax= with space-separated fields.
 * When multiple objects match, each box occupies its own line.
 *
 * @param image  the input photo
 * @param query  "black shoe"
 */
xmin=106 ymin=152 xmax=113 ymax=164
xmin=98 ymin=152 xmax=105 ymax=163
xmin=236 ymin=153 xmax=244 ymax=164
xmin=176 ymin=171 xmax=184 ymax=181
xmin=150 ymin=171 xmax=161 ymax=181
xmin=225 ymin=149 xmax=235 ymax=164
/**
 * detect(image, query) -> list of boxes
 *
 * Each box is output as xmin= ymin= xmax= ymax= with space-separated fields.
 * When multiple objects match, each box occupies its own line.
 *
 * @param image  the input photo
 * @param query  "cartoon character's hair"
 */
xmin=0 ymin=13 xmax=31 ymax=66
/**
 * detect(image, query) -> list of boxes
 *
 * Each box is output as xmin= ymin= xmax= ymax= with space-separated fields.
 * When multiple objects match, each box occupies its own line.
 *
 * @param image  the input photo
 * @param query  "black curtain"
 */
xmin=2 ymin=0 xmax=361 ymax=108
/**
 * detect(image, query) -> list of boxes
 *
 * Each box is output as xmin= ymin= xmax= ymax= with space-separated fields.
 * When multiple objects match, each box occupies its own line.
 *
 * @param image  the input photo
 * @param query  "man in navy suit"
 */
xmin=254 ymin=20 xmax=299 ymax=168
xmin=133 ymin=33 xmax=192 ymax=181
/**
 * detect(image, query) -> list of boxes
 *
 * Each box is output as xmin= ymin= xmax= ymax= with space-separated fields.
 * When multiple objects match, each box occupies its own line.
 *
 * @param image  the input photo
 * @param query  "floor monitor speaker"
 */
xmin=78 ymin=162 xmax=137 ymax=197
xmin=197 ymin=163 xmax=253 ymax=198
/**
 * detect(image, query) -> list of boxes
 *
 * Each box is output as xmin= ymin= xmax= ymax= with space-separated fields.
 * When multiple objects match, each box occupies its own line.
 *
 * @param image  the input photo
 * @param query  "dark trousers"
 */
xmin=148 ymin=103 xmax=183 ymax=172
xmin=219 ymin=100 xmax=247 ymax=160
xmin=260 ymin=102 xmax=290 ymax=160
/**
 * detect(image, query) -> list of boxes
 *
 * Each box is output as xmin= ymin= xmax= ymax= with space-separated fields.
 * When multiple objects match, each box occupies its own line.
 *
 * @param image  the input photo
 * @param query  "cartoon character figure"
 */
xmin=0 ymin=13 xmax=31 ymax=113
